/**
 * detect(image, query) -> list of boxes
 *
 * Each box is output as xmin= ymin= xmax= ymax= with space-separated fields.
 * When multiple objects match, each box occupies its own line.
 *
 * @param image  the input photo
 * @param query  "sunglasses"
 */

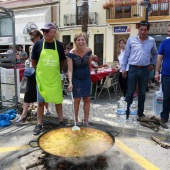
xmin=140 ymin=21 xmax=149 ymax=26
xmin=41 ymin=29 xmax=50 ymax=33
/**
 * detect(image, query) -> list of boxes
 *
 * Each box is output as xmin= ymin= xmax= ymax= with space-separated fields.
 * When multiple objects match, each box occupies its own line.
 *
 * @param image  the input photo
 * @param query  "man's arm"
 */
xmin=151 ymin=40 xmax=158 ymax=65
xmin=57 ymin=41 xmax=66 ymax=72
xmin=97 ymin=64 xmax=108 ymax=68
xmin=154 ymin=54 xmax=163 ymax=82
xmin=121 ymin=38 xmax=131 ymax=71
xmin=60 ymin=60 xmax=66 ymax=73
xmin=32 ymin=60 xmax=37 ymax=69
xmin=122 ymin=38 xmax=131 ymax=78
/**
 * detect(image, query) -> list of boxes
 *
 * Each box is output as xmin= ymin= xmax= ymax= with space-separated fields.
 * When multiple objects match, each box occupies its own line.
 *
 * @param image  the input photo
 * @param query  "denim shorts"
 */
xmin=37 ymin=86 xmax=45 ymax=102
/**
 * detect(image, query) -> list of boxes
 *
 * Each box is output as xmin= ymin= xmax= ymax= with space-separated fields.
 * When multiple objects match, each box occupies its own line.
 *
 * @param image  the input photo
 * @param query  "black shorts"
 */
xmin=24 ymin=76 xmax=37 ymax=103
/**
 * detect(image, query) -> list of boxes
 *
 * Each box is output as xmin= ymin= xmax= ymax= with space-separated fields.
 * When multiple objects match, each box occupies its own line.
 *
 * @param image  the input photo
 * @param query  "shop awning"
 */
xmin=14 ymin=6 xmax=50 ymax=19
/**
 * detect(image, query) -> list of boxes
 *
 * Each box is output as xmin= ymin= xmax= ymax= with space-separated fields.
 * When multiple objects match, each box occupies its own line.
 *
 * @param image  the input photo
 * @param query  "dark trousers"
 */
xmin=126 ymin=65 xmax=149 ymax=115
xmin=161 ymin=75 xmax=170 ymax=120
xmin=118 ymin=72 xmax=128 ymax=97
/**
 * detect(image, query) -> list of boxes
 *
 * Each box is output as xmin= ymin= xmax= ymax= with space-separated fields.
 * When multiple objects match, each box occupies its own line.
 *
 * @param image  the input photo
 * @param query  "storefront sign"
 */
xmin=149 ymin=22 xmax=170 ymax=34
xmin=0 ymin=35 xmax=32 ymax=45
xmin=114 ymin=26 xmax=130 ymax=33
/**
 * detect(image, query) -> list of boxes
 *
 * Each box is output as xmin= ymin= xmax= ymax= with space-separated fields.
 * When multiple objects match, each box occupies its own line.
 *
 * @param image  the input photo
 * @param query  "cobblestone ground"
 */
xmin=48 ymin=83 xmax=170 ymax=129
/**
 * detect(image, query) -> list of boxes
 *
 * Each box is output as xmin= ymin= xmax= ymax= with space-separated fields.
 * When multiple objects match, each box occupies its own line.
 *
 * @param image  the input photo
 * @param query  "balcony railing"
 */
xmin=106 ymin=3 xmax=169 ymax=19
xmin=63 ymin=12 xmax=98 ymax=26
xmin=150 ymin=3 xmax=169 ymax=16
xmin=106 ymin=4 xmax=142 ymax=19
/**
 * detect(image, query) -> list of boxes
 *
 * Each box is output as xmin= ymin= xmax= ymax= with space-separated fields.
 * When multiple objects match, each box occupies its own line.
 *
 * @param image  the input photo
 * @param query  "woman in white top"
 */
xmin=117 ymin=38 xmax=129 ymax=97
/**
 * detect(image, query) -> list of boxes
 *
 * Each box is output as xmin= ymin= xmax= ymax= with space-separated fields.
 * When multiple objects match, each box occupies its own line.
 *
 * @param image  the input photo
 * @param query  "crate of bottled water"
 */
xmin=116 ymin=97 xmax=127 ymax=124
xmin=129 ymin=101 xmax=138 ymax=124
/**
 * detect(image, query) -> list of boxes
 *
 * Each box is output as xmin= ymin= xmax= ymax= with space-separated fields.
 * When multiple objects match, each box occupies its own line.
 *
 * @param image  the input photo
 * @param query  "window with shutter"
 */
xmin=150 ymin=3 xmax=169 ymax=16
xmin=115 ymin=6 xmax=131 ymax=18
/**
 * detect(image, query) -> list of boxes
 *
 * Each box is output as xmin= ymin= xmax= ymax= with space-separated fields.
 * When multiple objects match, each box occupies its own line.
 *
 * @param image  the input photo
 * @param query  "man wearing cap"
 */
xmin=31 ymin=22 xmax=66 ymax=135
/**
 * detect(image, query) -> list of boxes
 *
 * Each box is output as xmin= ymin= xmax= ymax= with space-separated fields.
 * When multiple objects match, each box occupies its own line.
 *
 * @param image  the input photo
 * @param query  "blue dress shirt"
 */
xmin=121 ymin=35 xmax=158 ymax=71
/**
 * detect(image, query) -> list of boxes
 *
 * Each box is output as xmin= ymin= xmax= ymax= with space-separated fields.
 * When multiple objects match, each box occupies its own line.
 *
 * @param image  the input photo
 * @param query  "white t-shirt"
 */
xmin=91 ymin=61 xmax=98 ymax=67
xmin=118 ymin=50 xmax=129 ymax=72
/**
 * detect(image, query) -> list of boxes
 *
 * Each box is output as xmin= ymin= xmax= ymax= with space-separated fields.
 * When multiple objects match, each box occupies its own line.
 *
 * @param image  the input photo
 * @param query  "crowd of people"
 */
xmin=6 ymin=44 xmax=28 ymax=65
xmin=12 ymin=20 xmax=170 ymax=136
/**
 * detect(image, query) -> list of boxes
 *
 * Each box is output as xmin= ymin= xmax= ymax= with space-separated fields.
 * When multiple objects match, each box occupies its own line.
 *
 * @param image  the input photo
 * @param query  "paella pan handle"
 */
xmin=108 ymin=130 xmax=119 ymax=137
xmin=29 ymin=140 xmax=39 ymax=148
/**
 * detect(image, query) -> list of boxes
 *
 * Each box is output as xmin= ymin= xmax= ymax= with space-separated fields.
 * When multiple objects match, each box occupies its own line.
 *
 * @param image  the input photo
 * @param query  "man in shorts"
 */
xmin=31 ymin=23 xmax=66 ymax=135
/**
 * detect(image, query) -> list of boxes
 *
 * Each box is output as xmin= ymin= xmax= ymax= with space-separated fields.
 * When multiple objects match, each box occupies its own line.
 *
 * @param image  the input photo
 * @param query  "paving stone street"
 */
xmin=46 ymin=83 xmax=170 ymax=141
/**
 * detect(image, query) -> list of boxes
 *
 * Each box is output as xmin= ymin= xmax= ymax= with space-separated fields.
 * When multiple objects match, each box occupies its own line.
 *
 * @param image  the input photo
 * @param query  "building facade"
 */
xmin=0 ymin=0 xmax=170 ymax=65
xmin=105 ymin=0 xmax=170 ymax=62
xmin=0 ymin=0 xmax=56 ymax=53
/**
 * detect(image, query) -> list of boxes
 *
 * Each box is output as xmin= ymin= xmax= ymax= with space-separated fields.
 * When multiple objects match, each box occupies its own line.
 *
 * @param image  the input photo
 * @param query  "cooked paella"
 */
xmin=39 ymin=127 xmax=114 ymax=157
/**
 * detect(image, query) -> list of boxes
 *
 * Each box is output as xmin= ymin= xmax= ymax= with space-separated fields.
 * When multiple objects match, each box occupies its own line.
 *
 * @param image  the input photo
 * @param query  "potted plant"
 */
xmin=103 ymin=0 xmax=138 ymax=8
xmin=102 ymin=2 xmax=113 ymax=9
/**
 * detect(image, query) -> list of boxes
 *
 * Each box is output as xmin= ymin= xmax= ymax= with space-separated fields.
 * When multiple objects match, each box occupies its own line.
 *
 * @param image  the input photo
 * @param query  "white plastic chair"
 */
xmin=96 ymin=75 xmax=113 ymax=102
xmin=63 ymin=74 xmax=69 ymax=89
xmin=110 ymin=72 xmax=121 ymax=98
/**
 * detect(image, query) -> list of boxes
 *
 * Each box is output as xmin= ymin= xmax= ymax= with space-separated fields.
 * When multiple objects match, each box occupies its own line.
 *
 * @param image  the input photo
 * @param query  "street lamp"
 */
xmin=141 ymin=0 xmax=153 ymax=21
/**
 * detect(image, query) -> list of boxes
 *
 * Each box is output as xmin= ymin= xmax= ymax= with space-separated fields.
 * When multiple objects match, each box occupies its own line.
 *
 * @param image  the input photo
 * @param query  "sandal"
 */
xmin=16 ymin=115 xmax=27 ymax=123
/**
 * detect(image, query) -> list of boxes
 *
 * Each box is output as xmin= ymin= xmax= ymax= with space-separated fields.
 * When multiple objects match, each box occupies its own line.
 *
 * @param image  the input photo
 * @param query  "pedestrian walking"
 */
xmin=121 ymin=20 xmax=158 ymax=119
xmin=154 ymin=38 xmax=170 ymax=123
xmin=31 ymin=22 xmax=66 ymax=135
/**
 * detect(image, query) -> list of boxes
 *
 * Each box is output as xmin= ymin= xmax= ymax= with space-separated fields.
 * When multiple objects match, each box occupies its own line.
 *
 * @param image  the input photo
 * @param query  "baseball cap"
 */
xmin=41 ymin=22 xmax=58 ymax=30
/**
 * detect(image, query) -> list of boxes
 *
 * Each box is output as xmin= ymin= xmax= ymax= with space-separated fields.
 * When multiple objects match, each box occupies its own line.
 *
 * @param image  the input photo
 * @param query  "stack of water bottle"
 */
xmin=153 ymin=90 xmax=163 ymax=116
xmin=116 ymin=97 xmax=127 ymax=124
xmin=116 ymin=97 xmax=138 ymax=125
xmin=129 ymin=101 xmax=138 ymax=124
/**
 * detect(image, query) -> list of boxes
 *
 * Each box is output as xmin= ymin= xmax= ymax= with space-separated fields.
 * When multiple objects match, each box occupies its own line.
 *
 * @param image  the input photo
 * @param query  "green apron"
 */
xmin=36 ymin=39 xmax=63 ymax=104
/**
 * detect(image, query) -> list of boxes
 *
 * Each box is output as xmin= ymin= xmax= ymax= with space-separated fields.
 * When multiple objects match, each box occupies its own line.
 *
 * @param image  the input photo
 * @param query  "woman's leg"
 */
xmin=22 ymin=102 xmax=29 ymax=117
xmin=44 ymin=103 xmax=51 ymax=115
xmin=74 ymin=98 xmax=81 ymax=122
xmin=16 ymin=102 xmax=29 ymax=122
xmin=83 ymin=97 xmax=90 ymax=123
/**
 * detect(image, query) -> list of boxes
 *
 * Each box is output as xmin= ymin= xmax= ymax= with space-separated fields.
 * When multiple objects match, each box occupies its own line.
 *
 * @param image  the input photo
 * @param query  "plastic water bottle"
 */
xmin=116 ymin=97 xmax=127 ymax=124
xmin=153 ymin=91 xmax=163 ymax=116
xmin=129 ymin=101 xmax=138 ymax=124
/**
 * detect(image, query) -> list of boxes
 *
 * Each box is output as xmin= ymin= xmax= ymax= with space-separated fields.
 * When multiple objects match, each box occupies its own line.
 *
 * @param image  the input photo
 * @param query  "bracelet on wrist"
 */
xmin=155 ymin=72 xmax=159 ymax=74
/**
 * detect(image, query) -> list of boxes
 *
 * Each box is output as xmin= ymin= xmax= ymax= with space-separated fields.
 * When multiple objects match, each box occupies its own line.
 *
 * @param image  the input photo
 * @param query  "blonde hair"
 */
xmin=74 ymin=32 xmax=87 ymax=43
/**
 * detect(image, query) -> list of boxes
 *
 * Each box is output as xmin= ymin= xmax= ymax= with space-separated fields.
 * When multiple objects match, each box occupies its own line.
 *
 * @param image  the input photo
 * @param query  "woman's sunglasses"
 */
xmin=41 ymin=29 xmax=50 ymax=33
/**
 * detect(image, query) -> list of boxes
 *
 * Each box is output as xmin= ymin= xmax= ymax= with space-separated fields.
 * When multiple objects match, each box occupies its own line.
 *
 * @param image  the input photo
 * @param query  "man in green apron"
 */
xmin=31 ymin=23 xmax=66 ymax=135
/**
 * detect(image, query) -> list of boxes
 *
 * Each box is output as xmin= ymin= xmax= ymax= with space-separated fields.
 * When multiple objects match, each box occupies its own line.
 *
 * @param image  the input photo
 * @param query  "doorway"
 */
xmin=63 ymin=35 xmax=71 ymax=50
xmin=94 ymin=34 xmax=104 ymax=65
xmin=114 ymin=34 xmax=130 ymax=61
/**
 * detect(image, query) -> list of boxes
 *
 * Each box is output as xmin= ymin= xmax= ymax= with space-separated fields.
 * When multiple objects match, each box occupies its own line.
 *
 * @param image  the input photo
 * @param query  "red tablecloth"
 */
xmin=91 ymin=69 xmax=117 ymax=82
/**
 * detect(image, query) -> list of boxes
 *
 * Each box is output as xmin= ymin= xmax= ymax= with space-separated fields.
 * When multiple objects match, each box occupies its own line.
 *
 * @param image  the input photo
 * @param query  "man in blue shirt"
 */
xmin=122 ymin=20 xmax=158 ymax=119
xmin=154 ymin=38 xmax=170 ymax=123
